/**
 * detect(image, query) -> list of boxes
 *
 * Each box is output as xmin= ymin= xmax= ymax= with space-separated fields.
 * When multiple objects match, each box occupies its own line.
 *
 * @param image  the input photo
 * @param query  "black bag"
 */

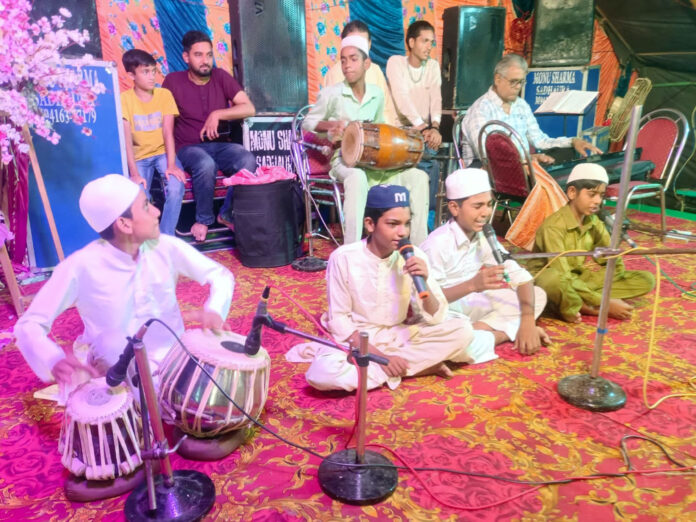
xmin=233 ymin=179 xmax=304 ymax=268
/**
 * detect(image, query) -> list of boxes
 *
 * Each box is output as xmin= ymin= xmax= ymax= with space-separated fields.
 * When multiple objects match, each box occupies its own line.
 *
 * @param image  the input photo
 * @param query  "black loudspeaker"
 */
xmin=441 ymin=6 xmax=506 ymax=109
xmin=228 ymin=0 xmax=308 ymax=112
xmin=531 ymin=0 xmax=595 ymax=67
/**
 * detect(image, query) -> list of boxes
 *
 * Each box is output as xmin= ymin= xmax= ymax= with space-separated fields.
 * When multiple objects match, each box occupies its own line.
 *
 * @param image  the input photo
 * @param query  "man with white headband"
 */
xmin=422 ymin=168 xmax=549 ymax=356
xmin=303 ymin=34 xmax=430 ymax=245
xmin=529 ymin=163 xmax=654 ymax=323
xmin=14 ymin=174 xmax=235 ymax=387
xmin=323 ymin=20 xmax=398 ymax=126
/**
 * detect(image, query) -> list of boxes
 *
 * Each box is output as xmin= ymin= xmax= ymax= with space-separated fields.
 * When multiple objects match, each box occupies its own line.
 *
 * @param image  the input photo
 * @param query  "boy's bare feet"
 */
xmin=191 ymin=222 xmax=208 ymax=242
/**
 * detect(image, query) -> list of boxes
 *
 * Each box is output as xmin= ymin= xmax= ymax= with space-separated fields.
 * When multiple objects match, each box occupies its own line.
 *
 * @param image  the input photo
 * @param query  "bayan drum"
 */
xmin=60 ymin=377 xmax=143 ymax=481
xmin=341 ymin=122 xmax=424 ymax=170
xmin=158 ymin=329 xmax=271 ymax=439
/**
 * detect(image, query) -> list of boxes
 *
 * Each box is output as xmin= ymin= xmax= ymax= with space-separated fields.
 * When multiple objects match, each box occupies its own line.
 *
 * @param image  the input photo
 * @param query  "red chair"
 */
xmin=290 ymin=104 xmax=344 ymax=242
xmin=605 ymin=108 xmax=689 ymax=232
xmin=478 ymin=120 xmax=536 ymax=224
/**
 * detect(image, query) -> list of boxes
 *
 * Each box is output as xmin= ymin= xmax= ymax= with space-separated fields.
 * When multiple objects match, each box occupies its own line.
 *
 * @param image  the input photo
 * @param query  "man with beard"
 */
xmin=163 ymin=30 xmax=257 ymax=242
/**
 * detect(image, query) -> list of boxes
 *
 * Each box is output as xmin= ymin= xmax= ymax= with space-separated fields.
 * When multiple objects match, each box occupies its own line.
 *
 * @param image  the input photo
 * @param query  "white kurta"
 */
xmin=421 ymin=220 xmax=547 ymax=341
xmin=299 ymin=240 xmax=490 ymax=391
xmin=14 ymin=234 xmax=235 ymax=382
xmin=386 ymin=56 xmax=442 ymax=129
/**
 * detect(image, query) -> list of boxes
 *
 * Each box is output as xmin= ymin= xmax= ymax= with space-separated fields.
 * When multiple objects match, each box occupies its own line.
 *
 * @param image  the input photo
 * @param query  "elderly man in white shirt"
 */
xmin=421 ymin=169 xmax=549 ymax=355
xmin=14 ymin=174 xmax=235 ymax=388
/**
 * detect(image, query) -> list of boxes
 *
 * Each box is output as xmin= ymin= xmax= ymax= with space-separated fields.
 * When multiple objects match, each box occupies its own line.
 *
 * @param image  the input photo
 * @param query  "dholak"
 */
xmin=158 ymin=329 xmax=270 ymax=439
xmin=341 ymin=121 xmax=424 ymax=170
xmin=59 ymin=377 xmax=143 ymax=481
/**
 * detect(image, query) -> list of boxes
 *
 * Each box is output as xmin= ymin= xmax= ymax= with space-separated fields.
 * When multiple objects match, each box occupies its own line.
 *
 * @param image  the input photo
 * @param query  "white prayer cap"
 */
xmin=567 ymin=163 xmax=609 ymax=185
xmin=79 ymin=174 xmax=140 ymax=232
xmin=341 ymin=35 xmax=370 ymax=57
xmin=446 ymin=168 xmax=492 ymax=200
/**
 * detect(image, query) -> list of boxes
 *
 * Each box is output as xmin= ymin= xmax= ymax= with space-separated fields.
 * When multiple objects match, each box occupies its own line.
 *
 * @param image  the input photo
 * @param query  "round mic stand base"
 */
xmin=558 ymin=374 xmax=627 ymax=412
xmin=291 ymin=255 xmax=327 ymax=272
xmin=125 ymin=469 xmax=215 ymax=522
xmin=318 ymin=449 xmax=398 ymax=505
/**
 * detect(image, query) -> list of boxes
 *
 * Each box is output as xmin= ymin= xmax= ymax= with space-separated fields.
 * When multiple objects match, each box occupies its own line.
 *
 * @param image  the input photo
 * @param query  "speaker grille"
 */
xmin=229 ymin=0 xmax=308 ymax=112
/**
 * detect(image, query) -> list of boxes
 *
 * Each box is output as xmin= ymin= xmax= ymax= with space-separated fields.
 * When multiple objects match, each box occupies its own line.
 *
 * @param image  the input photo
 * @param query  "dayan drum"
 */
xmin=341 ymin=121 xmax=425 ymax=170
xmin=59 ymin=377 xmax=143 ymax=481
xmin=158 ymin=329 xmax=271 ymax=438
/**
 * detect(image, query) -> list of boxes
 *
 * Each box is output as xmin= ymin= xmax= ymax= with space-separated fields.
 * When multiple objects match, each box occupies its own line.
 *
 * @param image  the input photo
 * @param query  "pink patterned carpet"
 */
xmin=1 ymin=210 xmax=696 ymax=521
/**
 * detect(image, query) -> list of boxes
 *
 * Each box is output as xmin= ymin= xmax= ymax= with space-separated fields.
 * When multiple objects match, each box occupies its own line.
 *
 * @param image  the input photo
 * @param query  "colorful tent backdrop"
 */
xmin=96 ymin=0 xmax=233 ymax=93
xmin=305 ymin=0 xmax=621 ymax=126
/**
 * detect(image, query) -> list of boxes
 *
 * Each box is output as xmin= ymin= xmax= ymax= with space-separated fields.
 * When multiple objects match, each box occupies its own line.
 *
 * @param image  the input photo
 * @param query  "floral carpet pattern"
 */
xmin=0 ymin=210 xmax=695 ymax=521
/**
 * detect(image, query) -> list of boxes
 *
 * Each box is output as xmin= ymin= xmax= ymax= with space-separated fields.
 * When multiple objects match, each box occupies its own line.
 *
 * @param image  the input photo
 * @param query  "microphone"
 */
xmin=106 ymin=320 xmax=154 ymax=387
xmin=244 ymin=286 xmax=271 ymax=356
xmin=482 ymin=224 xmax=507 ymax=265
xmin=397 ymin=238 xmax=430 ymax=300
xmin=598 ymin=209 xmax=637 ymax=248
xmin=299 ymin=140 xmax=333 ymax=157
xmin=482 ymin=224 xmax=511 ymax=283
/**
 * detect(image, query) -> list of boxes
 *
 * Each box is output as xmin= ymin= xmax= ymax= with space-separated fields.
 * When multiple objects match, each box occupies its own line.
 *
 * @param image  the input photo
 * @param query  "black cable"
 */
xmin=149 ymin=319 xmax=695 ymax=486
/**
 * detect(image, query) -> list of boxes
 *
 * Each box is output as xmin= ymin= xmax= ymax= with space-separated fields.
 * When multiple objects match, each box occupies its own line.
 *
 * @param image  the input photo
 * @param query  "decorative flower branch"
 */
xmin=0 ymin=1 xmax=106 ymax=164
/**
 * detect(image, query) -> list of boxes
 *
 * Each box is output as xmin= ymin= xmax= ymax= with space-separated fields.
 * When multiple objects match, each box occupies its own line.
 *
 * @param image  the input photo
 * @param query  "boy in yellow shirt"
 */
xmin=121 ymin=49 xmax=186 ymax=235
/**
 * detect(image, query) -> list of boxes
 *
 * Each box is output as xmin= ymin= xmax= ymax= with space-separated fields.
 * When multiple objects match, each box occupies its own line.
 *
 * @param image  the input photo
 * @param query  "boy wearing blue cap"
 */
xmin=297 ymin=185 xmax=489 ymax=392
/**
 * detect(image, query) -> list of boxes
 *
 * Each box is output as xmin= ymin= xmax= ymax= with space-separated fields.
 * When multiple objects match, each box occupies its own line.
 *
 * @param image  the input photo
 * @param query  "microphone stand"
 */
xmin=556 ymin=105 xmax=644 ymax=412
xmin=261 ymin=316 xmax=397 ymax=503
xmin=121 ymin=332 xmax=215 ymax=521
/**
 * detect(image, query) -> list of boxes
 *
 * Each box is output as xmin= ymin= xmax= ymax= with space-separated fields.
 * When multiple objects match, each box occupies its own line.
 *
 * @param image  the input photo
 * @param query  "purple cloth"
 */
xmin=162 ymin=68 xmax=243 ymax=150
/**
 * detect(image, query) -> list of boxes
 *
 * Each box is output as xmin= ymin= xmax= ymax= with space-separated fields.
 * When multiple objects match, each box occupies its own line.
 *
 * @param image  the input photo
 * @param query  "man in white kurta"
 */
xmin=386 ymin=21 xmax=442 ymax=214
xmin=421 ymin=169 xmax=548 ymax=354
xmin=14 ymin=174 xmax=235 ymax=386
xmin=303 ymin=35 xmax=429 ymax=245
xmin=301 ymin=185 xmax=494 ymax=392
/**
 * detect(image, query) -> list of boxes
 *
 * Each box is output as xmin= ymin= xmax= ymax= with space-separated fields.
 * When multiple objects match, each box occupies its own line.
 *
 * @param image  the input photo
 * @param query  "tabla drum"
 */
xmin=59 ymin=377 xmax=143 ymax=481
xmin=158 ymin=329 xmax=271 ymax=438
xmin=341 ymin=121 xmax=425 ymax=170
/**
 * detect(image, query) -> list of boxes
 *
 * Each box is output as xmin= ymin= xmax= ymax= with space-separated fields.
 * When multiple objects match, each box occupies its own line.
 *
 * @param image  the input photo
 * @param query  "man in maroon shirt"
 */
xmin=163 ymin=30 xmax=257 ymax=241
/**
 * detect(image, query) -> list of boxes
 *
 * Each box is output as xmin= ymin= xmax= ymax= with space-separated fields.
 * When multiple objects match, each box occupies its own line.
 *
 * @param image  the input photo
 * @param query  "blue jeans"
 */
xmin=418 ymin=146 xmax=441 ymax=210
xmin=177 ymin=142 xmax=257 ymax=226
xmin=135 ymin=153 xmax=185 ymax=235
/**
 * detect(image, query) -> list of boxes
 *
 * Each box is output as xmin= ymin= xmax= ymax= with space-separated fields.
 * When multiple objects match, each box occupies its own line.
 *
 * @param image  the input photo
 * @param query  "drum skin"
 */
xmin=158 ymin=329 xmax=271 ymax=438
xmin=341 ymin=122 xmax=424 ymax=170
xmin=59 ymin=377 xmax=143 ymax=480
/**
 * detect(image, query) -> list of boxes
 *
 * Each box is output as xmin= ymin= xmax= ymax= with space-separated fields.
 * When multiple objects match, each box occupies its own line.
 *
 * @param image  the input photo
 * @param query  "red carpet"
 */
xmin=1 ymin=210 xmax=695 ymax=521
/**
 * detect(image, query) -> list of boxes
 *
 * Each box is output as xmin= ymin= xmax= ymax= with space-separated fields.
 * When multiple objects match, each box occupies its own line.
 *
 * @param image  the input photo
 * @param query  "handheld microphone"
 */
xmin=244 ymin=286 xmax=271 ymax=356
xmin=106 ymin=319 xmax=154 ymax=387
xmin=598 ymin=209 xmax=637 ymax=248
xmin=482 ymin=224 xmax=511 ymax=283
xmin=397 ymin=238 xmax=430 ymax=300
xmin=482 ymin=224 xmax=507 ymax=265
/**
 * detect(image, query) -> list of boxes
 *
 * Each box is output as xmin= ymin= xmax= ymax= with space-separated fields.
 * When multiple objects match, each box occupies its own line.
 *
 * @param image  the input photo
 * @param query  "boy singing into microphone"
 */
xmin=421 ymin=169 xmax=549 ymax=356
xmin=298 ymin=185 xmax=491 ymax=391
xmin=530 ymin=163 xmax=655 ymax=323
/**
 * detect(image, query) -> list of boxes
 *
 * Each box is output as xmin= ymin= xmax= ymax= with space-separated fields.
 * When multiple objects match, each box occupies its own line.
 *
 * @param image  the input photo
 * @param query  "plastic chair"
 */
xmin=605 ymin=108 xmax=689 ymax=231
xmin=290 ymin=105 xmax=344 ymax=242
xmin=478 ymin=120 xmax=536 ymax=224
xmin=452 ymin=111 xmax=466 ymax=169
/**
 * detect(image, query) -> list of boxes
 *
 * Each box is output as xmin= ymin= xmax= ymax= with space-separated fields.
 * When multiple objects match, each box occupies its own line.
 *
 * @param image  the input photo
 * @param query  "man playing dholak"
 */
xmin=289 ymin=185 xmax=492 ymax=392
xmin=386 ymin=20 xmax=443 ymax=224
xmin=14 ymin=174 xmax=235 ymax=396
xmin=421 ymin=168 xmax=549 ymax=358
xmin=303 ymin=35 xmax=430 ymax=245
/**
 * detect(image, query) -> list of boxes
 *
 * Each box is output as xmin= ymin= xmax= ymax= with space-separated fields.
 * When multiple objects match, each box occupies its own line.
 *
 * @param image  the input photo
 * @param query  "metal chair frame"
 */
xmin=607 ymin=108 xmax=690 ymax=231
xmin=290 ymin=105 xmax=344 ymax=246
xmin=478 ymin=120 xmax=536 ymax=224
